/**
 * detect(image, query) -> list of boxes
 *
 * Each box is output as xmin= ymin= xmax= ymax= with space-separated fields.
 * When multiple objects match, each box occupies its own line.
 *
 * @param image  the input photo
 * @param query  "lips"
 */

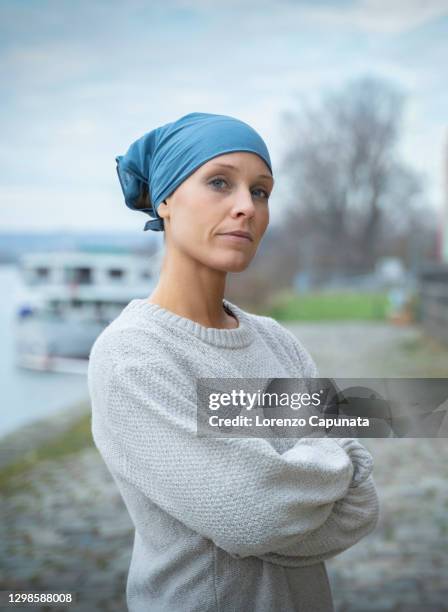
xmin=219 ymin=231 xmax=253 ymax=242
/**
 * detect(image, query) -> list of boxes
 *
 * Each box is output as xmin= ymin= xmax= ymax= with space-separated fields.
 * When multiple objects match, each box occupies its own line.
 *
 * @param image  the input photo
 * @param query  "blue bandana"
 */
xmin=115 ymin=112 xmax=273 ymax=231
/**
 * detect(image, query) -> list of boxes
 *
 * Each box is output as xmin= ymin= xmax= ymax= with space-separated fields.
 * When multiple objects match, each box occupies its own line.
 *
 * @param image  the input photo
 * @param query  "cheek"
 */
xmin=257 ymin=207 xmax=269 ymax=233
xmin=171 ymin=204 xmax=210 ymax=248
xmin=189 ymin=199 xmax=223 ymax=239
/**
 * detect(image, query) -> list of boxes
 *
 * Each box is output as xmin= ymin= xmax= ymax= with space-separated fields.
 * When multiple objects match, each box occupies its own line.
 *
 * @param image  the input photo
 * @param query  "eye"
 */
xmin=252 ymin=188 xmax=270 ymax=200
xmin=208 ymin=177 xmax=270 ymax=200
xmin=209 ymin=178 xmax=228 ymax=190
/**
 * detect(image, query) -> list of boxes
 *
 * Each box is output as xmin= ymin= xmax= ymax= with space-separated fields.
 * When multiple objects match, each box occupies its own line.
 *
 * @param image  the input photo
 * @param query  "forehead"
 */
xmin=200 ymin=152 xmax=273 ymax=179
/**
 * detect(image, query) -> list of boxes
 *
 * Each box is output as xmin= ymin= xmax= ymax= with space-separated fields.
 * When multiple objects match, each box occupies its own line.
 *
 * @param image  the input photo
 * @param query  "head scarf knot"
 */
xmin=115 ymin=112 xmax=273 ymax=232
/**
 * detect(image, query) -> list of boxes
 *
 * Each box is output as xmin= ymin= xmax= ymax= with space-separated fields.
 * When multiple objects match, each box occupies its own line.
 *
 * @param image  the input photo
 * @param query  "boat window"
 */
xmin=35 ymin=267 xmax=50 ymax=281
xmin=108 ymin=268 xmax=125 ymax=280
xmin=66 ymin=267 xmax=92 ymax=284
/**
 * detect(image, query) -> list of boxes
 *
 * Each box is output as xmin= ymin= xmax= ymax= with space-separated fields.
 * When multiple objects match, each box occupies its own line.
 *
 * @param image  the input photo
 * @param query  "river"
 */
xmin=0 ymin=265 xmax=89 ymax=438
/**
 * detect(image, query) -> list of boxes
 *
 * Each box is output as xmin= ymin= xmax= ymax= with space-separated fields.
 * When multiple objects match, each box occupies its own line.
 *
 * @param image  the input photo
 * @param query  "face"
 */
xmin=158 ymin=151 xmax=274 ymax=273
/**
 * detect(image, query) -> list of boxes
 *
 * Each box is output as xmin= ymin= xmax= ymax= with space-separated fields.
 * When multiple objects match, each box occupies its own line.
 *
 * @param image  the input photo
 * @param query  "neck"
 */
xmin=147 ymin=248 xmax=237 ymax=329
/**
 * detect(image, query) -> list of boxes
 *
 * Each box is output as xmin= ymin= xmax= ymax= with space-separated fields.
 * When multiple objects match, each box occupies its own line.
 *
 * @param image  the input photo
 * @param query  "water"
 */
xmin=0 ymin=265 xmax=89 ymax=438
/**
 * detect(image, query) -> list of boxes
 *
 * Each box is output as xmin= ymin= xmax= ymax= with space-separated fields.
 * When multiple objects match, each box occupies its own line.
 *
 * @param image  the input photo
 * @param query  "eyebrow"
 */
xmin=207 ymin=162 xmax=274 ymax=182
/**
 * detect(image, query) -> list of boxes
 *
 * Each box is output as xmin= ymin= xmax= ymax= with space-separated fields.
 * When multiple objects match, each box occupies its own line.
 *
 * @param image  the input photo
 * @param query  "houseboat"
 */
xmin=14 ymin=248 xmax=162 ymax=373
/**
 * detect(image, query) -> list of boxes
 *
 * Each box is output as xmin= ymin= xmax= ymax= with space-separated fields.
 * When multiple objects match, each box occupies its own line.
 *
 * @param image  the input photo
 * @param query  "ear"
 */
xmin=157 ymin=199 xmax=169 ymax=218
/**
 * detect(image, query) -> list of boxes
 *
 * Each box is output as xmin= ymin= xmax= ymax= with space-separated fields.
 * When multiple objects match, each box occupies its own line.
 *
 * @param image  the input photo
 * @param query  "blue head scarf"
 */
xmin=115 ymin=112 xmax=273 ymax=231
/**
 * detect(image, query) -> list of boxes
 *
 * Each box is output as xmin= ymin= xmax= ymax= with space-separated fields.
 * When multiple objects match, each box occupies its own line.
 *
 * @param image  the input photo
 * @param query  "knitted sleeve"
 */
xmin=252 ymin=320 xmax=379 ymax=566
xmin=90 ymin=329 xmax=379 ymax=566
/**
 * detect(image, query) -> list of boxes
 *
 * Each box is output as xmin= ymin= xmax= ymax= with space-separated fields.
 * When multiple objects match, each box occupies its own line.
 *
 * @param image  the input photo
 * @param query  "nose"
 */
xmin=229 ymin=186 xmax=257 ymax=220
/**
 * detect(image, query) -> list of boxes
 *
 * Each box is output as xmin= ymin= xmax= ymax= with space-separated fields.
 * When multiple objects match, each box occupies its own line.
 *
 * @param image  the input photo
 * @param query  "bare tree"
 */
xmin=279 ymin=76 xmax=425 ymax=283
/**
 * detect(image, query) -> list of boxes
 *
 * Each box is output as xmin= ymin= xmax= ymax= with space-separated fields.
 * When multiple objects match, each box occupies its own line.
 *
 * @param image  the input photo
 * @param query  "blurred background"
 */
xmin=1 ymin=1 xmax=447 ymax=610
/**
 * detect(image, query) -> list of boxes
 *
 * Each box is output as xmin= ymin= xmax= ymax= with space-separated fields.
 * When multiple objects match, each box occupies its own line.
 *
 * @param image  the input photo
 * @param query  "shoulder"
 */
xmin=87 ymin=320 xmax=195 ymax=412
xmin=89 ymin=319 xmax=160 ymax=367
xmin=242 ymin=308 xmax=319 ymax=377
xmin=240 ymin=306 xmax=301 ymax=349
xmin=87 ymin=313 xmax=182 ymax=389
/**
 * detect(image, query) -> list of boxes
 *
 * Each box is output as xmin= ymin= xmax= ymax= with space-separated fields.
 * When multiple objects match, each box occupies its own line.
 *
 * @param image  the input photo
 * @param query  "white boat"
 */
xmin=14 ymin=248 xmax=163 ymax=373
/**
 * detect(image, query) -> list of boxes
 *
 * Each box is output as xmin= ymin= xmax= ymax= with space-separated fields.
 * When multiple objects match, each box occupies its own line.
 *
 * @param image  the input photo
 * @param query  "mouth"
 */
xmin=218 ymin=231 xmax=253 ymax=243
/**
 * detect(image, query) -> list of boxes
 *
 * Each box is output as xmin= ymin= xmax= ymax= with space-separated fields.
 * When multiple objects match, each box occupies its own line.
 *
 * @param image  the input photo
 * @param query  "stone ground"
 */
xmin=289 ymin=321 xmax=448 ymax=612
xmin=1 ymin=321 xmax=447 ymax=612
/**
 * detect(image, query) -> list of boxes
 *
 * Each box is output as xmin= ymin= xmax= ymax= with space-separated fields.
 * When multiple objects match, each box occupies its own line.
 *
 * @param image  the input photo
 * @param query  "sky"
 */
xmin=1 ymin=0 xmax=447 ymax=233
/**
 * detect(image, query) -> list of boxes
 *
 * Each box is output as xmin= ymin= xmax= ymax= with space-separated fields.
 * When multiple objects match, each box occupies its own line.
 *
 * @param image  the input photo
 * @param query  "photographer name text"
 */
xmin=208 ymin=415 xmax=370 ymax=428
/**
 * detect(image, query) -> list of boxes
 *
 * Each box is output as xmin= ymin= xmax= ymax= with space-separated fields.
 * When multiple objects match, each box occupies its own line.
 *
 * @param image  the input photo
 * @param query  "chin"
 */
xmin=217 ymin=255 xmax=252 ymax=273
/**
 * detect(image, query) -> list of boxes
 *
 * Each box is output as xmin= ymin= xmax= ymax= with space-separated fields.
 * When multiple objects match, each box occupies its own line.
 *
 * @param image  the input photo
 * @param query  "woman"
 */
xmin=88 ymin=112 xmax=379 ymax=612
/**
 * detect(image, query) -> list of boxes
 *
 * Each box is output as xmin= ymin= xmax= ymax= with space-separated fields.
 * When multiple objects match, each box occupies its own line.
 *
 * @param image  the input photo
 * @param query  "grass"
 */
xmin=0 ymin=412 xmax=94 ymax=496
xmin=257 ymin=290 xmax=390 ymax=321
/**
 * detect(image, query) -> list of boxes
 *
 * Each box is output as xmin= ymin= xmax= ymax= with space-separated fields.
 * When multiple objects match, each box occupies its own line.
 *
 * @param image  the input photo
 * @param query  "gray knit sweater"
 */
xmin=88 ymin=298 xmax=379 ymax=612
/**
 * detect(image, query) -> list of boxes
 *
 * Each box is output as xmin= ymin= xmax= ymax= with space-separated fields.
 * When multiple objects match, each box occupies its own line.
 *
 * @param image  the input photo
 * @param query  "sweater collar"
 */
xmin=124 ymin=298 xmax=255 ymax=348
